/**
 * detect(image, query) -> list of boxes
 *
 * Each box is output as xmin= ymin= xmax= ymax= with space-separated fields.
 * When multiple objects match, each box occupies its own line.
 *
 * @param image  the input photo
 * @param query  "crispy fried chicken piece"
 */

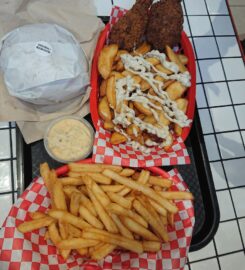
xmin=146 ymin=0 xmax=183 ymax=51
xmin=109 ymin=0 xmax=153 ymax=51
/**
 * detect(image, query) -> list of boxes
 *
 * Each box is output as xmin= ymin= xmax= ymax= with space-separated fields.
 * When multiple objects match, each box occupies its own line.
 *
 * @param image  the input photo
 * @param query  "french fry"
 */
xmin=87 ymin=173 xmax=111 ymax=185
xmin=63 ymin=186 xmax=80 ymax=197
xmin=53 ymin=180 xmax=67 ymax=211
xmin=100 ymin=185 xmax=124 ymax=192
xmin=155 ymin=64 xmax=173 ymax=75
xmin=99 ymin=164 xmax=123 ymax=172
xmin=83 ymin=175 xmax=111 ymax=207
xmin=76 ymin=248 xmax=88 ymax=256
xmin=107 ymin=203 xmax=147 ymax=228
xmin=103 ymin=120 xmax=115 ymax=131
xmin=59 ymin=177 xmax=84 ymax=186
xmin=148 ymin=176 xmax=172 ymax=188
xmin=146 ymin=57 xmax=160 ymax=66
xmin=110 ymin=132 xmax=127 ymax=145
xmin=48 ymin=223 xmax=71 ymax=260
xmin=86 ymin=188 xmax=118 ymax=233
xmin=48 ymin=210 xmax=91 ymax=230
xmin=79 ymin=205 xmax=104 ymax=229
xmin=117 ymin=187 xmax=131 ymax=197
xmin=133 ymin=101 xmax=152 ymax=116
xmin=110 ymin=214 xmax=134 ymax=240
xmin=133 ymin=42 xmax=151 ymax=55
xmin=133 ymin=200 xmax=168 ymax=242
xmin=98 ymin=96 xmax=112 ymax=122
xmin=40 ymin=163 xmax=51 ymax=192
xmin=107 ymin=192 xmax=132 ymax=209
xmin=58 ymin=238 xmax=100 ymax=250
xmin=166 ymin=45 xmax=187 ymax=73
xmin=142 ymin=241 xmax=161 ymax=252
xmin=68 ymin=224 xmax=83 ymax=238
xmin=158 ymin=191 xmax=194 ymax=200
xmin=137 ymin=170 xmax=150 ymax=185
xmin=70 ymin=192 xmax=81 ymax=216
xmin=100 ymin=79 xmax=107 ymax=97
xmin=44 ymin=231 xmax=50 ymax=240
xmin=166 ymin=81 xmax=187 ymax=101
xmin=29 ymin=212 xmax=47 ymax=220
xmin=68 ymin=163 xmax=103 ymax=173
xmin=167 ymin=212 xmax=174 ymax=227
xmin=102 ymin=170 xmax=178 ymax=213
xmin=178 ymin=54 xmax=188 ymax=65
xmin=17 ymin=216 xmax=55 ymax=233
xmin=119 ymin=169 xmax=135 ymax=177
xmin=161 ymin=215 xmax=168 ymax=225
xmin=120 ymin=216 xmax=159 ymax=241
xmin=148 ymin=198 xmax=167 ymax=216
xmin=115 ymin=50 xmax=128 ymax=62
xmin=98 ymin=44 xmax=118 ymax=79
xmin=59 ymin=221 xmax=69 ymax=240
xmin=91 ymin=243 xmax=116 ymax=260
xmin=106 ymin=76 xmax=116 ymax=109
xmin=83 ymin=229 xmax=143 ymax=253
xmin=79 ymin=192 xmax=97 ymax=217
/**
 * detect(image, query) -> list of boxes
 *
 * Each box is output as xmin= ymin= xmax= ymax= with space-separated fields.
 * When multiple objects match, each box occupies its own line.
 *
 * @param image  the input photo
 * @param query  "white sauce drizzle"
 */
xmin=111 ymin=50 xmax=192 ymax=153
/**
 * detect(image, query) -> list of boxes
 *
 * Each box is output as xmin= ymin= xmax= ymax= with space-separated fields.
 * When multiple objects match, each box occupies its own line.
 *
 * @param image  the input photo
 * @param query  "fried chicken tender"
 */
xmin=146 ymin=0 xmax=183 ymax=50
xmin=109 ymin=0 xmax=153 ymax=51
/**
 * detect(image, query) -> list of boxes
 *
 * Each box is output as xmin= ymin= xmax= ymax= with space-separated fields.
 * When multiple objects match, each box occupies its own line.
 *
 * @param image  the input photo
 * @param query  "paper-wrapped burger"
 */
xmin=0 ymin=23 xmax=89 ymax=105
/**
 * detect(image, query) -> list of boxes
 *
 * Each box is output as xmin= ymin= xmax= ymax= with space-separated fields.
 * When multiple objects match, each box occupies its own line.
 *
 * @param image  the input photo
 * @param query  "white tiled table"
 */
xmin=0 ymin=0 xmax=245 ymax=269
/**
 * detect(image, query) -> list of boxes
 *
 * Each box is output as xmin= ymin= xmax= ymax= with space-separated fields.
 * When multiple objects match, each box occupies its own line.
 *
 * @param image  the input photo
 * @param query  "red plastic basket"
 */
xmin=90 ymin=24 xmax=196 ymax=142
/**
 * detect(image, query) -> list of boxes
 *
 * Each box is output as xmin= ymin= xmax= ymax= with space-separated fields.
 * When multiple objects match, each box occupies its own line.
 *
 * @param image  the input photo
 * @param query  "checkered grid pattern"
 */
xmin=0 ymin=169 xmax=194 ymax=270
xmin=92 ymin=121 xmax=190 ymax=167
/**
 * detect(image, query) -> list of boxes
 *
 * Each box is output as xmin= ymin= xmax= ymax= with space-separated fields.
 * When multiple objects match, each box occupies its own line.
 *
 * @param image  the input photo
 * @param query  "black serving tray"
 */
xmin=18 ymin=109 xmax=219 ymax=252
xmin=17 ymin=15 xmax=219 ymax=252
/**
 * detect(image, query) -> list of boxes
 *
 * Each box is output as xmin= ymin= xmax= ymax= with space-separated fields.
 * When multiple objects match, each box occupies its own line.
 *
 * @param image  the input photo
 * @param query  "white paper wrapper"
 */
xmin=0 ymin=23 xmax=89 ymax=105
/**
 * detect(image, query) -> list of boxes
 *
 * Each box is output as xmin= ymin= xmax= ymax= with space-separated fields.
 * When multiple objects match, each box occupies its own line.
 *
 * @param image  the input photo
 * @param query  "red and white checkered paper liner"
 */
xmin=92 ymin=121 xmax=190 ymax=167
xmin=0 ymin=169 xmax=194 ymax=270
xmin=93 ymin=6 xmax=190 ymax=167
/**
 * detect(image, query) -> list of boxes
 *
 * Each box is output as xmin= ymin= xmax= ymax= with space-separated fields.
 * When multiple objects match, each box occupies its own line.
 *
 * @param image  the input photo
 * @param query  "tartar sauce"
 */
xmin=46 ymin=118 xmax=94 ymax=162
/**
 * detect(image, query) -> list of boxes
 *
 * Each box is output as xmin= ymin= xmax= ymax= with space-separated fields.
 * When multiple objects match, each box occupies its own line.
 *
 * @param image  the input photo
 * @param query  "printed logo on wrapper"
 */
xmin=0 ymin=168 xmax=195 ymax=270
xmin=35 ymin=41 xmax=53 ymax=56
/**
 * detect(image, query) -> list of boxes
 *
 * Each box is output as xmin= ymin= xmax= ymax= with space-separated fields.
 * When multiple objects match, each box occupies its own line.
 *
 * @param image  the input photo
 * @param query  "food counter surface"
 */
xmin=0 ymin=1 xmax=245 ymax=269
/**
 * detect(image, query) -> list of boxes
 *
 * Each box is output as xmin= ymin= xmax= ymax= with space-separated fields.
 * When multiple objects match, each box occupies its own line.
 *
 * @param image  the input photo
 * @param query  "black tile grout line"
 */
xmin=0 ymin=157 xmax=17 ymax=162
xmin=215 ymin=185 xmax=245 ymax=192
xmin=195 ymin=56 xmax=242 ymax=61
xmin=182 ymin=3 xmax=228 ymax=269
xmin=189 ymin=35 xmax=236 ymax=38
xmin=206 ymin=154 xmax=245 ymax=163
xmin=203 ymin=130 xmax=245 ymax=136
xmin=199 ymin=104 xmax=245 ymax=109
xmin=196 ymin=78 xmax=245 ymax=84
xmin=189 ymin=249 xmax=245 ymax=265
xmin=219 ymin=216 xmax=245 ymax=223
xmin=0 ymin=127 xmax=15 ymax=131
xmin=202 ymin=0 xmax=245 ymax=254
xmin=185 ymin=14 xmax=230 ymax=17
xmin=0 ymin=190 xmax=17 ymax=196
xmin=8 ymin=124 xmax=16 ymax=204
xmin=186 ymin=257 xmax=191 ymax=270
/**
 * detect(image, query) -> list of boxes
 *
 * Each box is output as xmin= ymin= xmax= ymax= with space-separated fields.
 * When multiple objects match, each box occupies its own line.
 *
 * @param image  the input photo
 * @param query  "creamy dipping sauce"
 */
xmin=46 ymin=118 xmax=94 ymax=162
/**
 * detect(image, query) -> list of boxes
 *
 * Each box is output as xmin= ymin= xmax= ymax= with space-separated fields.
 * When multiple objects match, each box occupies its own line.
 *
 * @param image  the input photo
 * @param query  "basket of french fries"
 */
xmin=90 ymin=5 xmax=196 ymax=167
xmin=0 ymin=159 xmax=194 ymax=269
